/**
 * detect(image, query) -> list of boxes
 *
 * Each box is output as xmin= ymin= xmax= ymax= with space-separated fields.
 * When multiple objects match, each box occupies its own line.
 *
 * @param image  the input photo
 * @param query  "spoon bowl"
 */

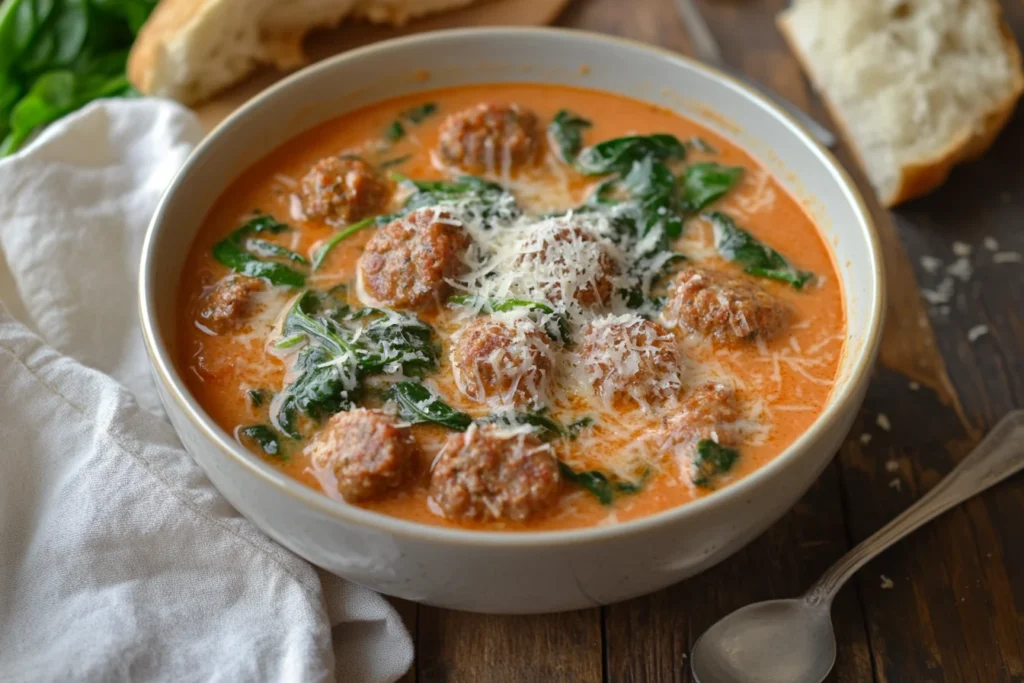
xmin=691 ymin=599 xmax=835 ymax=683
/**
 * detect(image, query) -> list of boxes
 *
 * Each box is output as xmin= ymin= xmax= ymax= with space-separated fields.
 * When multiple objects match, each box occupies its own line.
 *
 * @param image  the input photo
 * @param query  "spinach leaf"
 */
xmin=548 ymin=109 xmax=592 ymax=162
xmin=575 ymin=133 xmax=685 ymax=176
xmin=246 ymin=388 xmax=268 ymax=407
xmin=709 ymin=212 xmax=814 ymax=289
xmin=447 ymin=294 xmax=571 ymax=345
xmin=558 ymin=462 xmax=648 ymax=505
xmin=247 ymin=238 xmax=308 ymax=264
xmin=566 ymin=417 xmax=594 ymax=439
xmin=212 ymin=213 xmax=307 ymax=287
xmin=680 ymin=163 xmax=744 ymax=214
xmin=0 ymin=0 xmax=157 ymax=156
xmin=311 ymin=216 xmax=375 ymax=270
xmin=622 ymin=156 xmax=683 ymax=239
xmin=385 ymin=381 xmax=472 ymax=431
xmin=238 ymin=424 xmax=284 ymax=459
xmin=388 ymin=174 xmax=519 ymax=223
xmin=384 ymin=101 xmax=438 ymax=142
xmin=479 ymin=409 xmax=565 ymax=440
xmin=692 ymin=439 xmax=739 ymax=488
xmin=272 ymin=293 xmax=439 ymax=436
xmin=378 ymin=154 xmax=411 ymax=169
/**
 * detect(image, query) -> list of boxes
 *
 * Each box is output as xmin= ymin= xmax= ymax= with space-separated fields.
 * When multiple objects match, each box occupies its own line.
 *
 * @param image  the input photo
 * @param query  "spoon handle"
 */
xmin=806 ymin=409 xmax=1024 ymax=606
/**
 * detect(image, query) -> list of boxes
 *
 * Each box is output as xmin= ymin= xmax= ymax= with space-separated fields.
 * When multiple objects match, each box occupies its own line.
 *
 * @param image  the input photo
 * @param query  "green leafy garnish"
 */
xmin=246 ymin=388 xmax=268 ymax=407
xmin=385 ymin=381 xmax=472 ymax=431
xmin=558 ymin=462 xmax=648 ymax=505
xmin=379 ymin=154 xmax=411 ymax=169
xmin=680 ymin=163 xmax=744 ymax=214
xmin=384 ymin=102 xmax=438 ymax=142
xmin=692 ymin=439 xmax=739 ymax=488
xmin=212 ymin=214 xmax=307 ymax=287
xmin=272 ymin=291 xmax=438 ymax=437
xmin=387 ymin=174 xmax=519 ymax=223
xmin=0 ymin=0 xmax=159 ymax=156
xmin=566 ymin=417 xmax=594 ymax=439
xmin=238 ymin=424 xmax=284 ymax=459
xmin=311 ymin=216 xmax=376 ymax=270
xmin=575 ymin=134 xmax=686 ymax=176
xmin=548 ymin=109 xmax=592 ymax=162
xmin=708 ymin=212 xmax=814 ymax=289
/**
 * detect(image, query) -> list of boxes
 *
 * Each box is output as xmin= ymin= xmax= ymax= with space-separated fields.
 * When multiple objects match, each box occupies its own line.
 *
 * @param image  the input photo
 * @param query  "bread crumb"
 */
xmin=920 ymin=255 xmax=943 ymax=274
xmin=946 ymin=257 xmax=973 ymax=282
xmin=880 ymin=575 xmax=894 ymax=589
xmin=860 ymin=433 xmax=872 ymax=445
xmin=952 ymin=241 xmax=973 ymax=257
xmin=885 ymin=459 xmax=899 ymax=472
xmin=889 ymin=478 xmax=902 ymax=491
xmin=908 ymin=381 xmax=920 ymax=391
xmin=983 ymin=237 xmax=999 ymax=251
xmin=993 ymin=251 xmax=1023 ymax=264
xmin=967 ymin=324 xmax=989 ymax=342
xmin=876 ymin=414 xmax=891 ymax=431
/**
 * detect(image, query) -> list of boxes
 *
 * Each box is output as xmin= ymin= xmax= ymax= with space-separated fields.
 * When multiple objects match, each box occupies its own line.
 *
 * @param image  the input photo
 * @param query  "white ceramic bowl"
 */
xmin=140 ymin=27 xmax=884 ymax=614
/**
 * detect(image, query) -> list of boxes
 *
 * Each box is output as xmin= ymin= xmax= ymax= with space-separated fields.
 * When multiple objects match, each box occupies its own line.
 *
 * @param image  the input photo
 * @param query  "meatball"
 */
xmin=662 ymin=265 xmax=789 ymax=344
xmin=514 ymin=219 xmax=620 ymax=308
xmin=197 ymin=275 xmax=264 ymax=333
xmin=357 ymin=207 xmax=471 ymax=309
xmin=437 ymin=102 xmax=541 ymax=174
xmin=450 ymin=314 xmax=555 ymax=409
xmin=429 ymin=425 xmax=562 ymax=522
xmin=300 ymin=156 xmax=391 ymax=223
xmin=305 ymin=408 xmax=418 ymax=502
xmin=581 ymin=315 xmax=683 ymax=410
xmin=657 ymin=382 xmax=741 ymax=456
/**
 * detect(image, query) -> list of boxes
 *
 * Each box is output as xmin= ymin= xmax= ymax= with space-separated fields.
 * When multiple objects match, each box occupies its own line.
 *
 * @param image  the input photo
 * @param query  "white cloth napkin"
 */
xmin=0 ymin=100 xmax=414 ymax=683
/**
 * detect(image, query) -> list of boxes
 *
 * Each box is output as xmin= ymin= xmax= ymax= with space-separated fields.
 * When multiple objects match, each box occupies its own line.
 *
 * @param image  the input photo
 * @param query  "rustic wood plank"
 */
xmin=416 ymin=608 xmax=604 ymax=682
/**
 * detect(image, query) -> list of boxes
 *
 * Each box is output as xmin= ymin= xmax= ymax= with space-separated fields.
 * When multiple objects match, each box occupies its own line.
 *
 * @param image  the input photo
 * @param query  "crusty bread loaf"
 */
xmin=128 ymin=0 xmax=478 ymax=105
xmin=778 ymin=0 xmax=1023 ymax=207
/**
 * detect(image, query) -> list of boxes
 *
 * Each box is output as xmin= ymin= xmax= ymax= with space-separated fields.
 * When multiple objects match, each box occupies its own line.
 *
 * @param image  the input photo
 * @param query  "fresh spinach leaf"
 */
xmin=388 ymin=174 xmax=519 ymax=223
xmin=385 ymin=381 xmax=472 ymax=431
xmin=575 ymin=133 xmax=685 ymax=176
xmin=212 ymin=213 xmax=307 ymax=287
xmin=622 ymin=156 xmax=683 ymax=239
xmin=548 ymin=109 xmax=592 ymax=162
xmin=384 ymin=101 xmax=438 ymax=142
xmin=692 ymin=439 xmax=739 ymax=488
xmin=558 ymin=462 xmax=648 ymax=505
xmin=247 ymin=238 xmax=308 ymax=264
xmin=680 ymin=162 xmax=743 ymax=214
xmin=708 ymin=212 xmax=814 ymax=289
xmin=238 ymin=424 xmax=284 ymax=459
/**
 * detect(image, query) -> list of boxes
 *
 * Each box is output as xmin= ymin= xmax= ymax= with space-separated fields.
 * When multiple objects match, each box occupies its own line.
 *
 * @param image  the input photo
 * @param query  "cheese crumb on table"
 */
xmin=885 ymin=459 xmax=899 ymax=472
xmin=908 ymin=381 xmax=920 ymax=391
xmin=920 ymin=255 xmax=943 ymax=274
xmin=889 ymin=478 xmax=902 ymax=491
xmin=859 ymin=433 xmax=872 ymax=445
xmin=952 ymin=241 xmax=973 ymax=257
xmin=968 ymin=324 xmax=990 ymax=343
xmin=876 ymin=414 xmax=891 ymax=432
xmin=880 ymin=575 xmax=894 ymax=589
xmin=983 ymin=237 xmax=999 ymax=251
xmin=993 ymin=251 xmax=1023 ymax=264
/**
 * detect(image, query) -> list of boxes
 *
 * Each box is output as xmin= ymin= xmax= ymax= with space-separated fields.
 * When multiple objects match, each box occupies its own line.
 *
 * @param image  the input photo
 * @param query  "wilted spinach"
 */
xmin=238 ymin=424 xmax=284 ymax=459
xmin=384 ymin=101 xmax=438 ymax=142
xmin=447 ymin=294 xmax=571 ymax=345
xmin=575 ymin=133 xmax=686 ymax=176
xmin=385 ymin=381 xmax=472 ymax=431
xmin=691 ymin=439 xmax=739 ymax=488
xmin=212 ymin=214 xmax=307 ymax=287
xmin=558 ymin=462 xmax=649 ymax=505
xmin=388 ymin=174 xmax=519 ymax=223
xmin=0 ymin=0 xmax=158 ymax=155
xmin=680 ymin=162 xmax=744 ymax=214
xmin=548 ymin=109 xmax=592 ymax=162
xmin=708 ymin=212 xmax=814 ymax=289
xmin=311 ymin=216 xmax=376 ymax=270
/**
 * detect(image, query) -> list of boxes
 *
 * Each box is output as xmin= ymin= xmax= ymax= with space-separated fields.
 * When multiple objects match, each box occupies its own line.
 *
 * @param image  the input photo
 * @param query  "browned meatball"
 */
xmin=657 ymin=382 xmax=741 ymax=455
xmin=197 ymin=275 xmax=264 ymax=333
xmin=450 ymin=315 xmax=555 ymax=409
xmin=358 ymin=208 xmax=471 ymax=309
xmin=514 ymin=221 xmax=619 ymax=308
xmin=300 ymin=156 xmax=391 ymax=223
xmin=662 ymin=265 xmax=789 ymax=344
xmin=305 ymin=408 xmax=418 ymax=502
xmin=429 ymin=425 xmax=562 ymax=522
xmin=437 ymin=103 xmax=541 ymax=173
xmin=581 ymin=315 xmax=683 ymax=410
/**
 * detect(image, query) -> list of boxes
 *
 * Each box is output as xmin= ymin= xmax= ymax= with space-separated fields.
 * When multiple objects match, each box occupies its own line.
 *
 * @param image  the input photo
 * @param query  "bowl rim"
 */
xmin=139 ymin=25 xmax=886 ymax=548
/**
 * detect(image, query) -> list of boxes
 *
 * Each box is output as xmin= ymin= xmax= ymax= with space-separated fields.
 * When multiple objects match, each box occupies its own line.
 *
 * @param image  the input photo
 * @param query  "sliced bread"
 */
xmin=778 ymin=0 xmax=1023 ymax=207
xmin=128 ymin=0 xmax=478 ymax=105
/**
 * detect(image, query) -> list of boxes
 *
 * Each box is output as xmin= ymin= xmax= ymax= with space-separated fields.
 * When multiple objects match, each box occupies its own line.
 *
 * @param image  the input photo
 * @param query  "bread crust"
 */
xmin=778 ymin=0 xmax=1024 ymax=207
xmin=127 ymin=0 xmax=210 ymax=96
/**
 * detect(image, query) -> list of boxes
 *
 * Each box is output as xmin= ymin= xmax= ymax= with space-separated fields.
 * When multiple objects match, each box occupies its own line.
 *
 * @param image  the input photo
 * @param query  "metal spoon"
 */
xmin=691 ymin=409 xmax=1024 ymax=683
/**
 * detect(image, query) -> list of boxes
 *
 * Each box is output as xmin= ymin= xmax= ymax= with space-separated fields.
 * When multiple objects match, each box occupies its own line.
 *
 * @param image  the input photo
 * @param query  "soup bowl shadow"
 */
xmin=139 ymin=27 xmax=884 ymax=613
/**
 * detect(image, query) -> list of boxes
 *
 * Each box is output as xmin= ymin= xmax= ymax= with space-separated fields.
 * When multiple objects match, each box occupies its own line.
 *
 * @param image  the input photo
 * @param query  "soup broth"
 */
xmin=176 ymin=84 xmax=845 ymax=531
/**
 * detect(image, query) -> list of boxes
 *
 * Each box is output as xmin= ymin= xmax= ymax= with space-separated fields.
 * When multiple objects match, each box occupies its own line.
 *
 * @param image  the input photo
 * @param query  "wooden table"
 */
xmin=387 ymin=1 xmax=1024 ymax=681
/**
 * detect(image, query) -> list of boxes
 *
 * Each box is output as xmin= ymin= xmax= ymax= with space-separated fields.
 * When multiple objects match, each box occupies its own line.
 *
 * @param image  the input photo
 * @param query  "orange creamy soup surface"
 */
xmin=177 ymin=84 xmax=846 ymax=531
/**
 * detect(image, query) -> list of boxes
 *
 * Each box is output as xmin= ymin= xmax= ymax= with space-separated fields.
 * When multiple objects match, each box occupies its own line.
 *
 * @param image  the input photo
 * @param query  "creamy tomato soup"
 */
xmin=176 ymin=84 xmax=845 ymax=531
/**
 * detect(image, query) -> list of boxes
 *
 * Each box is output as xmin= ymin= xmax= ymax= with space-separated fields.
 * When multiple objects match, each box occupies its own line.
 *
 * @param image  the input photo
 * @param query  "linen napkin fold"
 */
xmin=0 ymin=100 xmax=413 ymax=682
